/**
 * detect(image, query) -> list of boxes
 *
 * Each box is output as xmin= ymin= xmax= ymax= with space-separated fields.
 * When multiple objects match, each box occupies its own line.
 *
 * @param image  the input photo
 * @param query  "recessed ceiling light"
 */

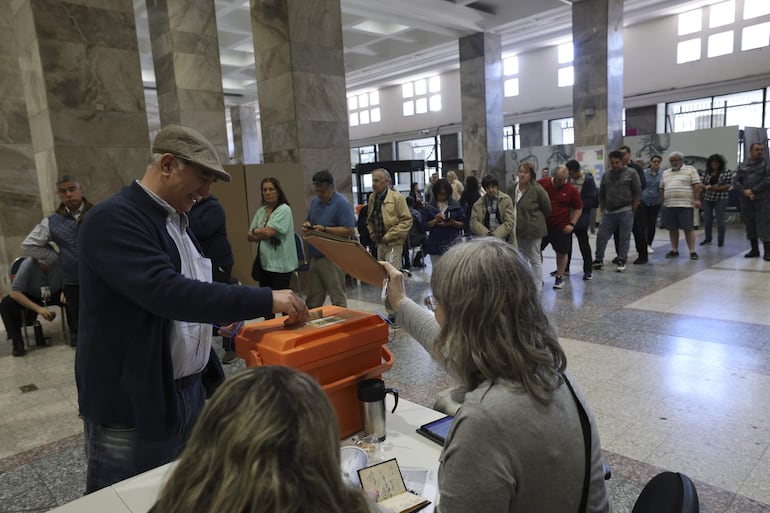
xmin=351 ymin=20 xmax=409 ymax=36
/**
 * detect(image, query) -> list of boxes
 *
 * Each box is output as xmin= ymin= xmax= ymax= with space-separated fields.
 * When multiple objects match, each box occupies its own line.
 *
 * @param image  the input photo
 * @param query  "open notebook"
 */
xmin=358 ymin=458 xmax=431 ymax=513
xmin=303 ymin=230 xmax=387 ymax=287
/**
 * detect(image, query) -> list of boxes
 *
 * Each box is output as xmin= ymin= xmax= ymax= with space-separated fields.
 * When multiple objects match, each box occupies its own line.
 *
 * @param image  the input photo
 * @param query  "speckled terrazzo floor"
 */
xmin=1 ymin=223 xmax=769 ymax=512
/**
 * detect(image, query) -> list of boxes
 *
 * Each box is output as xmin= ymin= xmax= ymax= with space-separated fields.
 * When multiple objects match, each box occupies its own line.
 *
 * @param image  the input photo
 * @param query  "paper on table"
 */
xmin=358 ymin=459 xmax=431 ymax=513
xmin=303 ymin=230 xmax=387 ymax=287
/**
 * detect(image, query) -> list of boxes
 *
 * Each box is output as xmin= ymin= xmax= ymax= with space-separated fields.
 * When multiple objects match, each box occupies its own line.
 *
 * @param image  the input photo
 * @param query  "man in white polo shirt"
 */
xmin=660 ymin=151 xmax=701 ymax=260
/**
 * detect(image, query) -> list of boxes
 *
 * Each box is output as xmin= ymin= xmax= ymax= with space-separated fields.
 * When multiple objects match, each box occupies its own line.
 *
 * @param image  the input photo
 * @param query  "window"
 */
xmin=549 ymin=117 xmax=574 ymax=145
xmin=503 ymin=55 xmax=520 ymax=97
xmin=707 ymin=30 xmax=734 ymax=57
xmin=556 ymin=43 xmax=573 ymax=88
xmin=402 ymin=76 xmax=442 ymax=116
xmin=503 ymin=125 xmax=520 ymax=151
xmin=666 ymin=90 xmax=765 ymax=132
xmin=677 ymin=38 xmax=701 ymax=63
xmin=744 ymin=0 xmax=770 ymax=20
xmin=678 ymin=9 xmax=702 ymax=35
xmin=558 ymin=66 xmax=574 ymax=87
xmin=348 ymin=90 xmax=380 ymax=127
xmin=741 ymin=22 xmax=770 ymax=51
xmin=709 ymin=1 xmax=735 ymax=28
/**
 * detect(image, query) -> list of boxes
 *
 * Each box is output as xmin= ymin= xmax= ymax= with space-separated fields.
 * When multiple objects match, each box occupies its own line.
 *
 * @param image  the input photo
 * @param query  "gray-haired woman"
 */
xmin=383 ymin=239 xmax=610 ymax=513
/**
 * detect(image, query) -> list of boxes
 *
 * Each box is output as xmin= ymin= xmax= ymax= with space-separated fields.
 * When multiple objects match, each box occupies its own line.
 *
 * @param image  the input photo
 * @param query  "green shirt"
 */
xmin=250 ymin=204 xmax=298 ymax=273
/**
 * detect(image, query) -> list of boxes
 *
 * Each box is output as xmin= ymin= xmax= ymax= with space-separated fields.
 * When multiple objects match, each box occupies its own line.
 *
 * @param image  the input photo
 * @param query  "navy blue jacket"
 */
xmin=77 ymin=182 xmax=273 ymax=439
xmin=575 ymin=173 xmax=598 ymax=230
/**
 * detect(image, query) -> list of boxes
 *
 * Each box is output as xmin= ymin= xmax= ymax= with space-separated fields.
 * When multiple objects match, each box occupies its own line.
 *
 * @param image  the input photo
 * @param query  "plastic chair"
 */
xmin=293 ymin=234 xmax=310 ymax=297
xmin=8 ymin=257 xmax=67 ymax=347
xmin=632 ymin=471 xmax=700 ymax=513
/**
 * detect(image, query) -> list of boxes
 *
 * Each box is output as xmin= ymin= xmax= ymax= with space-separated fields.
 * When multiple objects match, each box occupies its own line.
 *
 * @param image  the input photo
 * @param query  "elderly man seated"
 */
xmin=1 ymin=257 xmax=64 ymax=356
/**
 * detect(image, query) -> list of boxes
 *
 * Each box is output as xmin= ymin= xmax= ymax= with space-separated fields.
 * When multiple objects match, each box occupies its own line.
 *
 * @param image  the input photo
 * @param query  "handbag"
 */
xmin=251 ymin=243 xmax=262 ymax=282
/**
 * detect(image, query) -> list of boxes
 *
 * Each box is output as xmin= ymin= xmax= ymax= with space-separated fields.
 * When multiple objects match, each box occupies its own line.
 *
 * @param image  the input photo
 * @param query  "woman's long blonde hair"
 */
xmin=154 ymin=366 xmax=371 ymax=513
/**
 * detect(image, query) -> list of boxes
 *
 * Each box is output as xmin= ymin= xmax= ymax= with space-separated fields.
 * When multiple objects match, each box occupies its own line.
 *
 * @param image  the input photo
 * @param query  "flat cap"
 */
xmin=152 ymin=125 xmax=231 ymax=182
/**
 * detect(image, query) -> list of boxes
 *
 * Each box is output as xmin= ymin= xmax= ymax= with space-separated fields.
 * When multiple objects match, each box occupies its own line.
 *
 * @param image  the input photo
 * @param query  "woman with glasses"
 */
xmin=382 ymin=239 xmax=610 ymax=513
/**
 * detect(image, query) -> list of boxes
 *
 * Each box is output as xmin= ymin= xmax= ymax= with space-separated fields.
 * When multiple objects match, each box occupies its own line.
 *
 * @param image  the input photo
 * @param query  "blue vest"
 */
xmin=49 ymin=201 xmax=91 ymax=284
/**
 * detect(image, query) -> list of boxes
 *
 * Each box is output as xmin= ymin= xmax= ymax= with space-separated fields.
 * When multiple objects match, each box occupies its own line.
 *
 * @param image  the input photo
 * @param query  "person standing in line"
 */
xmin=539 ymin=165 xmax=582 ymax=290
xmin=619 ymin=145 xmax=647 ymax=265
xmin=302 ymin=170 xmax=357 ymax=308
xmin=514 ymin=162 xmax=552 ymax=293
xmin=700 ymin=154 xmax=733 ymax=248
xmin=733 ymin=142 xmax=770 ymax=260
xmin=76 ymin=125 xmax=309 ymax=493
xmin=188 ymin=194 xmax=237 ymax=363
xmin=565 ymin=160 xmax=597 ymax=280
xmin=366 ymin=168 xmax=412 ymax=320
xmin=422 ymin=178 xmax=465 ymax=267
xmin=424 ymin=172 xmax=439 ymax=204
xmin=592 ymin=151 xmax=641 ymax=272
xmin=447 ymin=171 xmax=464 ymax=201
xmin=248 ymin=177 xmax=298 ymax=319
xmin=470 ymin=174 xmax=516 ymax=244
xmin=660 ymin=151 xmax=701 ymax=260
xmin=22 ymin=175 xmax=94 ymax=347
xmin=639 ymin=155 xmax=663 ymax=256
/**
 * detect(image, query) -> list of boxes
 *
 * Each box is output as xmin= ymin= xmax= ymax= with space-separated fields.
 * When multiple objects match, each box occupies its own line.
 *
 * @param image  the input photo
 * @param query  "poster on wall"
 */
xmin=575 ymin=145 xmax=606 ymax=182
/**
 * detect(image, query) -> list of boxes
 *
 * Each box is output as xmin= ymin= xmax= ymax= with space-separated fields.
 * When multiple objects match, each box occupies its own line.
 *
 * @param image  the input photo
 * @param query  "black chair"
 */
xmin=632 ymin=471 xmax=700 ymax=513
xmin=293 ymin=234 xmax=310 ymax=297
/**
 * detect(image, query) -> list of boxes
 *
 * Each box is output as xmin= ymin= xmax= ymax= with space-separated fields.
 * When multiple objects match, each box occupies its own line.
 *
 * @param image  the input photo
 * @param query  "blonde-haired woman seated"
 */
xmin=151 ymin=366 xmax=373 ymax=513
xmin=383 ymin=239 xmax=610 ymax=513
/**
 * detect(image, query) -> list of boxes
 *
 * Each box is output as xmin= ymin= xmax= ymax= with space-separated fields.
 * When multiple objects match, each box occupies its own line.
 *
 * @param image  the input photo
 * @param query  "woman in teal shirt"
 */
xmin=248 ymin=177 xmax=298 ymax=302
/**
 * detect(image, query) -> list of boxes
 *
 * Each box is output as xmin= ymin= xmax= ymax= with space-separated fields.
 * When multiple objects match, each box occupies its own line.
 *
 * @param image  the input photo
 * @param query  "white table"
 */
xmin=49 ymin=399 xmax=445 ymax=513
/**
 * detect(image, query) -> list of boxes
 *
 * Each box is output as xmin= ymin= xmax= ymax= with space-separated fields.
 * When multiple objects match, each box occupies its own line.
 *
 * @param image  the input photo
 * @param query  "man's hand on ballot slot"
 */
xmin=381 ymin=262 xmax=407 ymax=310
xmin=272 ymin=289 xmax=311 ymax=324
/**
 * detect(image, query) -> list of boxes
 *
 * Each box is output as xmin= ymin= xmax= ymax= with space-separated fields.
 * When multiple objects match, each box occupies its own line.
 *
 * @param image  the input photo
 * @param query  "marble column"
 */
xmin=0 ymin=6 xmax=39 ymax=283
xmin=250 ymin=0 xmax=352 ymax=202
xmin=230 ymin=106 xmax=262 ymax=164
xmin=11 ymin=0 xmax=150 ymax=207
xmin=572 ymin=0 xmax=624 ymax=152
xmin=148 ymin=0 xmax=228 ymax=160
xmin=459 ymin=33 xmax=504 ymax=184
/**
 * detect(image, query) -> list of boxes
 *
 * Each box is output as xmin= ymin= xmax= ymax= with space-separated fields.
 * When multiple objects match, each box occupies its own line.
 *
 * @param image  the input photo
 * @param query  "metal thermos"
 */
xmin=34 ymin=321 xmax=44 ymax=346
xmin=357 ymin=378 xmax=398 ymax=442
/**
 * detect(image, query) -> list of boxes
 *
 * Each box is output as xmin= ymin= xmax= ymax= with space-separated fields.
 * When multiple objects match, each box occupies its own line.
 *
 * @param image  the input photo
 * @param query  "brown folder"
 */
xmin=303 ymin=231 xmax=386 ymax=287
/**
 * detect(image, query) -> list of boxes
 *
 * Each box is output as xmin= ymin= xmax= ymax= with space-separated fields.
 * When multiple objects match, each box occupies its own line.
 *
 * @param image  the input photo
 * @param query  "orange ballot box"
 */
xmin=234 ymin=306 xmax=394 ymax=437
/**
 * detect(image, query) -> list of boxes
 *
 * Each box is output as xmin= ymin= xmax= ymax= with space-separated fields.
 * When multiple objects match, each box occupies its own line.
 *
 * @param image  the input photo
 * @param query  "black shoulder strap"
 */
xmin=563 ymin=373 xmax=591 ymax=513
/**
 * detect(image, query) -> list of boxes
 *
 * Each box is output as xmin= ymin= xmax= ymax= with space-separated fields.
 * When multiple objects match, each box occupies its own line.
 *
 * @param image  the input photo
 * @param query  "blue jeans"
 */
xmin=83 ymin=376 xmax=206 ymax=494
xmin=595 ymin=210 xmax=634 ymax=262
xmin=702 ymin=199 xmax=727 ymax=243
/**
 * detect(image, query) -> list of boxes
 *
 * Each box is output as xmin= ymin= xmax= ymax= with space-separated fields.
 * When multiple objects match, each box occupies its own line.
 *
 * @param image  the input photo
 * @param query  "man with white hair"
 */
xmin=659 ymin=151 xmax=701 ymax=260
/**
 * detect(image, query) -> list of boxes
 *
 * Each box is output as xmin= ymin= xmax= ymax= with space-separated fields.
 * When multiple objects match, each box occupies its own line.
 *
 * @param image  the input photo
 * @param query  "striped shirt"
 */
xmin=660 ymin=165 xmax=700 ymax=208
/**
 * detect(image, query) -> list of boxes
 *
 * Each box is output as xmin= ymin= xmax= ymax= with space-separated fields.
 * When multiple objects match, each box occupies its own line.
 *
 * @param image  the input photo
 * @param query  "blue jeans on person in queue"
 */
xmin=702 ymin=198 xmax=727 ymax=244
xmin=594 ymin=210 xmax=634 ymax=263
xmin=83 ymin=375 xmax=206 ymax=494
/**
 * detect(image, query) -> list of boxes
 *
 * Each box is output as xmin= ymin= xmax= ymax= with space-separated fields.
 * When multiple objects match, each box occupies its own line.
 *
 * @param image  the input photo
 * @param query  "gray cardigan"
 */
xmin=396 ymin=299 xmax=611 ymax=513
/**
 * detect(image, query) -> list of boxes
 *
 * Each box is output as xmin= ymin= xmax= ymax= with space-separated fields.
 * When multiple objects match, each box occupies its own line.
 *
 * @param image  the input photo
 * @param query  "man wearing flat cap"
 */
xmin=76 ymin=125 xmax=310 ymax=493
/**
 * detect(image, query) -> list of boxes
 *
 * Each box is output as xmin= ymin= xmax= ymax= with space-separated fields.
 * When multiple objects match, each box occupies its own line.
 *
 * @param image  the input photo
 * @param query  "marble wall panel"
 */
xmin=52 ymin=0 xmax=134 ymax=13
xmin=167 ymin=31 xmax=220 ymax=57
xmin=298 ymin=146 xmax=352 ymax=200
xmin=293 ymin=73 xmax=347 ymax=123
xmin=230 ymin=106 xmax=261 ymax=163
xmin=153 ymin=53 xmax=176 ymax=97
xmin=296 ymin=120 xmax=348 ymax=149
xmin=254 ymin=42 xmax=291 ymax=81
xmin=15 ymin=44 xmax=48 ymax=117
xmin=291 ymin=43 xmax=344 ymax=75
xmin=0 ymin=101 xmax=33 ymax=145
xmin=286 ymin=0 xmax=343 ymax=49
xmin=47 ymin=111 xmax=150 ymax=147
xmin=27 ymin=111 xmax=54 ymax=153
xmin=257 ymin=73 xmax=297 ymax=124
xmin=10 ymin=1 xmax=37 ymax=52
xmin=31 ymin=0 xmax=138 ymax=50
xmin=250 ymin=0 xmax=289 ymax=51
xmin=175 ymin=89 xmax=223 ymax=112
xmin=172 ymin=53 xmax=224 ymax=92
xmin=33 ymin=148 xmax=58 ymax=211
xmin=38 ymin=42 xmax=146 ymax=113
xmin=53 ymin=146 xmax=146 ymax=203
xmin=166 ymin=0 xmax=218 ymax=34
xmin=262 ymin=148 xmax=299 ymax=165
xmin=261 ymin=122 xmax=298 ymax=153
xmin=177 ymin=110 xmax=228 ymax=155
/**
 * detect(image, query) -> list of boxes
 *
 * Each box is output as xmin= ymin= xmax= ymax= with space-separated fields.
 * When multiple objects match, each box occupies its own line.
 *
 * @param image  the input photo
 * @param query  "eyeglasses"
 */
xmin=424 ymin=296 xmax=440 ymax=312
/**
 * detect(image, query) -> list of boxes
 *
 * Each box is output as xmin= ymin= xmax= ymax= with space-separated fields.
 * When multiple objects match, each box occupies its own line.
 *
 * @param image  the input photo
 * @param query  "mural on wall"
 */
xmin=624 ymin=126 xmax=740 ymax=174
xmin=504 ymin=144 xmax=574 ymax=186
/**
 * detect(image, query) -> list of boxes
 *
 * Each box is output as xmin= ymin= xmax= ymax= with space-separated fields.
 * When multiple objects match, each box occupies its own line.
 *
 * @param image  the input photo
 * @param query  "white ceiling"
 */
xmin=132 ymin=0 xmax=726 ymax=125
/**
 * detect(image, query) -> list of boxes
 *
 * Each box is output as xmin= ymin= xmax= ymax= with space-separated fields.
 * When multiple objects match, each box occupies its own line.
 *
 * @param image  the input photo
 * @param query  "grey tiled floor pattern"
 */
xmin=1 ymin=223 xmax=769 ymax=512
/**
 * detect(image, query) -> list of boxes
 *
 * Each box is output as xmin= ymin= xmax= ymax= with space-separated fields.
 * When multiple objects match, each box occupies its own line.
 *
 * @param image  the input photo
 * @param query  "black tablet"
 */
xmin=416 ymin=415 xmax=454 ymax=446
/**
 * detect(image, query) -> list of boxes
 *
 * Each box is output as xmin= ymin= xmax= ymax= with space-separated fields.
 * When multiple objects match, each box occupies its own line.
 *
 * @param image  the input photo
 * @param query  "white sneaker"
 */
xmin=648 ymin=246 xmax=654 ymax=254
